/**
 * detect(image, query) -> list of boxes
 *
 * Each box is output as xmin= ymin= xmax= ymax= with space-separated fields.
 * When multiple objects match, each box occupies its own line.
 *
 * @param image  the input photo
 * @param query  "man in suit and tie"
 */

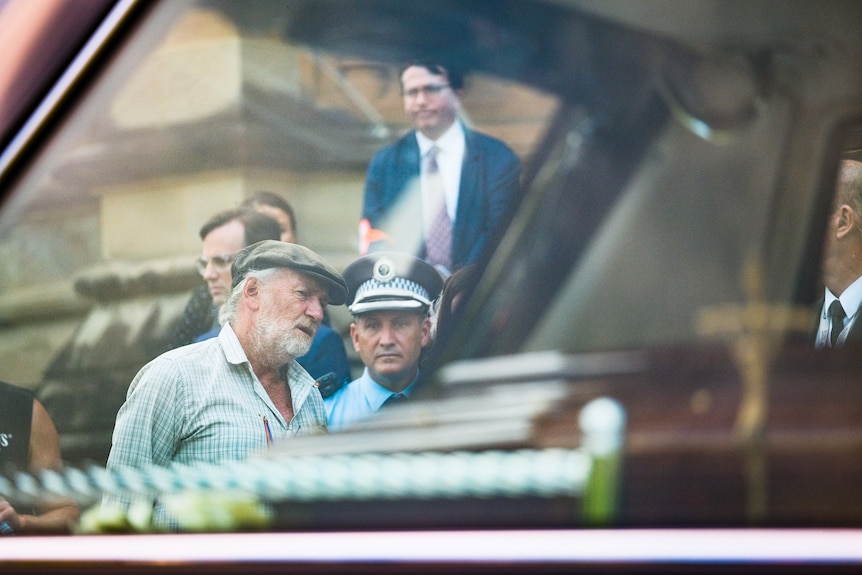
xmin=360 ymin=62 xmax=522 ymax=276
xmin=816 ymin=159 xmax=862 ymax=347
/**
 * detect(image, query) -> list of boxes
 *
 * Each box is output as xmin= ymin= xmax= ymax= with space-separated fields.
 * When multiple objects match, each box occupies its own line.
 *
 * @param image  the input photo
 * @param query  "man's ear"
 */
xmin=420 ymin=317 xmax=432 ymax=348
xmin=350 ymin=322 xmax=360 ymax=353
xmin=836 ymin=204 xmax=856 ymax=238
xmin=243 ymin=277 xmax=261 ymax=309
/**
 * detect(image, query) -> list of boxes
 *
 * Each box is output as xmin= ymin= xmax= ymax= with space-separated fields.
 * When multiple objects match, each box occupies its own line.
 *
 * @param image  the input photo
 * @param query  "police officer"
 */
xmin=325 ymin=252 xmax=444 ymax=431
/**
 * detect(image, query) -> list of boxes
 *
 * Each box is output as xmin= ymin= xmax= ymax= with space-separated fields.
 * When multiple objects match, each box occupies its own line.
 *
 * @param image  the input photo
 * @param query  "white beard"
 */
xmin=252 ymin=310 xmax=314 ymax=365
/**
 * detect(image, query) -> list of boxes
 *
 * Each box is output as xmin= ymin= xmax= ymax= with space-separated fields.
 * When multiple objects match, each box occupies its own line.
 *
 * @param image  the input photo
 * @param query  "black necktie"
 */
xmin=829 ymin=300 xmax=846 ymax=347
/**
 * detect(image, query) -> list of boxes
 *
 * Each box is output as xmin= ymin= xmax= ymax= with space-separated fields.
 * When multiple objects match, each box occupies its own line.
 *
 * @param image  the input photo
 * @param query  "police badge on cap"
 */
xmin=343 ymin=252 xmax=444 ymax=314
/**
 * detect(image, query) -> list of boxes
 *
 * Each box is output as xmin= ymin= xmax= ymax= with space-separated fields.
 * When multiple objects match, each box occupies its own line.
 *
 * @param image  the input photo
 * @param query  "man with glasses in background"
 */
xmin=360 ymin=62 xmax=522 ymax=276
xmin=171 ymin=208 xmax=282 ymax=348
xmin=173 ymin=207 xmax=351 ymax=397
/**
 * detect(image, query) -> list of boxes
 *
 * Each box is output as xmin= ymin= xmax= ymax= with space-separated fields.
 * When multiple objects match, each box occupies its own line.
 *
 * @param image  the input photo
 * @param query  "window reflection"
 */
xmin=0 ymin=0 xmax=558 ymax=468
xmin=1 ymin=0 xmax=862 ymax=544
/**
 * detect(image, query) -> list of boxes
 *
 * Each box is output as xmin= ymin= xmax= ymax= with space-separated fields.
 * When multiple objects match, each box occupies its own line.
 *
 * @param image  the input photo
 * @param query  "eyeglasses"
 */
xmin=402 ymin=84 xmax=449 ymax=99
xmin=195 ymin=253 xmax=237 ymax=275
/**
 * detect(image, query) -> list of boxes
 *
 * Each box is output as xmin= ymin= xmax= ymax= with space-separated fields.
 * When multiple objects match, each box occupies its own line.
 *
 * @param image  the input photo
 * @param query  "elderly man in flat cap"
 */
xmin=106 ymin=240 xmax=347 ymax=526
xmin=325 ymin=252 xmax=444 ymax=431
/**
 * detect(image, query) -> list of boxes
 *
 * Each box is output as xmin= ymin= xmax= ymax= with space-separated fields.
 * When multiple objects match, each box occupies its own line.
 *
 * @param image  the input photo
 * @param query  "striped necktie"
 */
xmin=424 ymin=146 xmax=452 ymax=270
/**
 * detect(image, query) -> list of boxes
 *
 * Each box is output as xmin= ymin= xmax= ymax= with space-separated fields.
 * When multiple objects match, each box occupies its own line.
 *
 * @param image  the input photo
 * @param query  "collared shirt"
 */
xmin=816 ymin=277 xmax=862 ymax=347
xmin=324 ymin=367 xmax=419 ymax=432
xmin=105 ymin=323 xmax=326 ymax=526
xmin=193 ymin=321 xmax=351 ymax=385
xmin=417 ymin=120 xmax=466 ymax=222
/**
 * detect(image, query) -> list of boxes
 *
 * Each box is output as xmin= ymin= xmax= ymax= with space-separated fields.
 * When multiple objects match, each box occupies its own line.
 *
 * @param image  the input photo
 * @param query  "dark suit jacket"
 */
xmin=362 ymin=125 xmax=521 ymax=270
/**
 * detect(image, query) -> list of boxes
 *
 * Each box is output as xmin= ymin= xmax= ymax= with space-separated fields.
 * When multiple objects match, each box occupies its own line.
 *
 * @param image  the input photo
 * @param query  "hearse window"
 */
xmin=0 ymin=0 xmax=559 ymax=473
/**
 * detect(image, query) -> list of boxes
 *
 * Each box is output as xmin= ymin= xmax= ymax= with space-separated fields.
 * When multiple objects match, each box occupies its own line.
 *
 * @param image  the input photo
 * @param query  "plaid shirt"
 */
xmin=105 ymin=323 xmax=326 ymax=526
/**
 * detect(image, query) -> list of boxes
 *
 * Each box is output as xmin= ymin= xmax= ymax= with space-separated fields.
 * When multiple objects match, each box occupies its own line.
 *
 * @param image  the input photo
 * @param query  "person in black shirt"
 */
xmin=0 ymin=381 xmax=79 ymax=534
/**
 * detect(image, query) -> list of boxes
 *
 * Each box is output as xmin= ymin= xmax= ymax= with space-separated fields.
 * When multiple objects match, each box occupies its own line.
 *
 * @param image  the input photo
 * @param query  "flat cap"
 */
xmin=343 ymin=252 xmax=444 ymax=314
xmin=231 ymin=240 xmax=347 ymax=305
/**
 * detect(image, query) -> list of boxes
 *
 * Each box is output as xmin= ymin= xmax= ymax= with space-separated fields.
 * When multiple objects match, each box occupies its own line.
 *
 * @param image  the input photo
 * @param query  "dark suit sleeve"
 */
xmin=454 ymin=135 xmax=522 ymax=267
xmin=362 ymin=149 xmax=388 ymax=225
xmin=484 ymin=141 xmax=522 ymax=241
xmin=359 ymin=149 xmax=391 ymax=255
xmin=360 ymin=136 xmax=423 ymax=255
xmin=361 ymin=148 xmax=400 ymax=254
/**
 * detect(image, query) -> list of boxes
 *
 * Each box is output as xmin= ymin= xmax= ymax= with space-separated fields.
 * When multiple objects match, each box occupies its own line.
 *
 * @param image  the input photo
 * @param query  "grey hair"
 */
xmin=218 ymin=267 xmax=283 ymax=326
xmin=428 ymin=296 xmax=441 ymax=342
xmin=838 ymin=159 xmax=862 ymax=217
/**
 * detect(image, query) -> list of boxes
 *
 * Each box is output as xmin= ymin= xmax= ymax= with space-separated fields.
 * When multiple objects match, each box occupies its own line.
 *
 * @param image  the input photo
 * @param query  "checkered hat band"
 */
xmin=354 ymin=277 xmax=431 ymax=306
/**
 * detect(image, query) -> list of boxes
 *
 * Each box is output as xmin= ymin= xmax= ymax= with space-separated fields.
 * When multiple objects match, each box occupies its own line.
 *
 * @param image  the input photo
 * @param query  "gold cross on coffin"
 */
xmin=696 ymin=257 xmax=812 ymax=521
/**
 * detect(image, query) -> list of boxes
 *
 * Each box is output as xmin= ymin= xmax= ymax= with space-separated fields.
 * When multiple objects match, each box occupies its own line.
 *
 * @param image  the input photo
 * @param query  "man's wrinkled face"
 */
xmin=200 ymin=219 xmax=246 ymax=307
xmin=401 ymin=66 xmax=460 ymax=140
xmin=253 ymin=269 xmax=328 ymax=362
xmin=351 ymin=309 xmax=430 ymax=392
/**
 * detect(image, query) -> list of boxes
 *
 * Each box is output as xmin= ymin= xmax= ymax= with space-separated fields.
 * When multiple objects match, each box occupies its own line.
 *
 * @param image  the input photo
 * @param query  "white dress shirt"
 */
xmin=416 ymin=120 xmax=466 ymax=223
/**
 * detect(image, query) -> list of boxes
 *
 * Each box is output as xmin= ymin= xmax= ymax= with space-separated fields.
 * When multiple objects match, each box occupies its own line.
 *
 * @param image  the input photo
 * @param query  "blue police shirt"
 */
xmin=324 ymin=367 xmax=418 ymax=431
